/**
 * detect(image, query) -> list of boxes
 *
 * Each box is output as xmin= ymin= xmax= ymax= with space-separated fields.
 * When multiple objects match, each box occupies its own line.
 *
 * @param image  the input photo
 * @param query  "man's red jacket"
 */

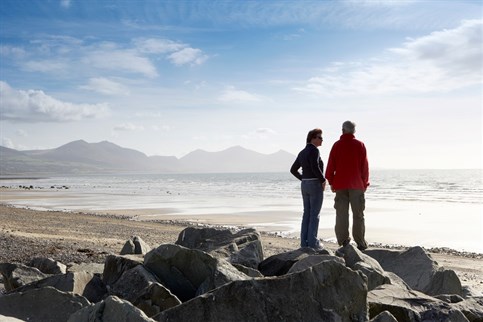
xmin=325 ymin=133 xmax=369 ymax=191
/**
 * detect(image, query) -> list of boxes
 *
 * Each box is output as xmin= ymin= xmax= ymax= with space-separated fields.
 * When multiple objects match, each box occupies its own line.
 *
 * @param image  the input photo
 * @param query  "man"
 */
xmin=290 ymin=128 xmax=326 ymax=249
xmin=325 ymin=121 xmax=369 ymax=250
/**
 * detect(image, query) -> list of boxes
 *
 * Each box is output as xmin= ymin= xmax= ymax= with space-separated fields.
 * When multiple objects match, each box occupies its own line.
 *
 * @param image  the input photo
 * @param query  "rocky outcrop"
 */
xmin=120 ymin=236 xmax=152 ymax=255
xmin=29 ymin=257 xmax=67 ymax=274
xmin=258 ymin=247 xmax=331 ymax=276
xmin=0 ymin=286 xmax=90 ymax=321
xmin=175 ymin=227 xmax=264 ymax=268
xmin=1 ymin=229 xmax=480 ymax=321
xmin=144 ymin=244 xmax=249 ymax=302
xmin=154 ymin=260 xmax=368 ymax=322
xmin=68 ymin=295 xmax=154 ymax=322
xmin=365 ymin=246 xmax=462 ymax=296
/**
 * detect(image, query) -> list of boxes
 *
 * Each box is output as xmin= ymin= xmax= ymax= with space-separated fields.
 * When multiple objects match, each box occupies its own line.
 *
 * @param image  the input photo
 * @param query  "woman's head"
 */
xmin=306 ymin=128 xmax=323 ymax=145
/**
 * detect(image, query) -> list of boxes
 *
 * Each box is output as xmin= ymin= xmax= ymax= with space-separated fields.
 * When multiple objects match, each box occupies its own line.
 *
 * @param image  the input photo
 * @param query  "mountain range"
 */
xmin=0 ymin=140 xmax=296 ymax=176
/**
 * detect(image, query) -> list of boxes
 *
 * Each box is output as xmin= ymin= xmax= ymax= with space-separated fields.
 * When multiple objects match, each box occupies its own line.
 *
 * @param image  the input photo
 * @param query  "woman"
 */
xmin=290 ymin=128 xmax=326 ymax=248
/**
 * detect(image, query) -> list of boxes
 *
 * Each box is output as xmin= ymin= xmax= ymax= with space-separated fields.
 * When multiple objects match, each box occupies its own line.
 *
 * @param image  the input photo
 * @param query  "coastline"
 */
xmin=1 ymin=202 xmax=482 ymax=296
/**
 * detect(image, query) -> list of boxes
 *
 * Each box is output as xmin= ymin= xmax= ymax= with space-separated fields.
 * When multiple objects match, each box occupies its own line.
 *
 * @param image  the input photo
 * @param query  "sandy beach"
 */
xmin=0 ymin=202 xmax=482 ymax=296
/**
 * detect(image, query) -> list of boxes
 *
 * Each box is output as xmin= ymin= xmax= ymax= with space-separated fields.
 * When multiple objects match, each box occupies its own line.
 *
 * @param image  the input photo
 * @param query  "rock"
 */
xmin=365 ymin=246 xmax=463 ymax=296
xmin=102 ymin=254 xmax=144 ymax=287
xmin=68 ymin=262 xmax=104 ymax=274
xmin=370 ymin=310 xmax=398 ymax=322
xmin=0 ymin=286 xmax=90 ymax=322
xmin=132 ymin=283 xmax=182 ymax=317
xmin=29 ymin=257 xmax=67 ymax=274
xmin=144 ymin=244 xmax=249 ymax=302
xmin=258 ymin=247 xmax=331 ymax=276
xmin=154 ymin=259 xmax=368 ymax=322
xmin=287 ymin=254 xmax=344 ymax=274
xmin=232 ymin=263 xmax=264 ymax=278
xmin=175 ymin=227 xmax=264 ymax=268
xmin=68 ymin=295 xmax=155 ymax=322
xmin=120 ymin=236 xmax=152 ymax=255
xmin=368 ymin=284 xmax=469 ymax=322
xmin=0 ymin=262 xmax=49 ymax=291
xmin=11 ymin=271 xmax=107 ymax=303
xmin=450 ymin=297 xmax=483 ymax=322
xmin=110 ymin=265 xmax=160 ymax=302
xmin=336 ymin=244 xmax=390 ymax=291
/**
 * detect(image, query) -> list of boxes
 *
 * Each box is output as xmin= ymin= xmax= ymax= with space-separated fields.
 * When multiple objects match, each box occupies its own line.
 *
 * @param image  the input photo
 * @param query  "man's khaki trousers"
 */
xmin=334 ymin=189 xmax=368 ymax=249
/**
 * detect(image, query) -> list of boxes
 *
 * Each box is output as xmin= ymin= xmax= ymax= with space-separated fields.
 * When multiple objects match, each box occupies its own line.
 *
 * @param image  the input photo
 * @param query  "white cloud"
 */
xmin=60 ymin=0 xmax=71 ymax=8
xmin=167 ymin=47 xmax=208 ymax=66
xmin=0 ymin=45 xmax=27 ymax=58
xmin=23 ymin=60 xmax=68 ymax=73
xmin=113 ymin=122 xmax=144 ymax=132
xmin=0 ymin=81 xmax=109 ymax=122
xmin=1 ymin=137 xmax=15 ymax=149
xmin=218 ymin=86 xmax=263 ymax=102
xmin=83 ymin=48 xmax=158 ymax=78
xmin=134 ymin=38 xmax=185 ymax=54
xmin=294 ymin=19 xmax=483 ymax=96
xmin=80 ymin=77 xmax=130 ymax=95
xmin=15 ymin=129 xmax=28 ymax=137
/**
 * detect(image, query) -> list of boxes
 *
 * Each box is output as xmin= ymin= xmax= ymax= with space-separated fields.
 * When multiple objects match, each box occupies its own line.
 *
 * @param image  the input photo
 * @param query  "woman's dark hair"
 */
xmin=306 ymin=128 xmax=322 ymax=143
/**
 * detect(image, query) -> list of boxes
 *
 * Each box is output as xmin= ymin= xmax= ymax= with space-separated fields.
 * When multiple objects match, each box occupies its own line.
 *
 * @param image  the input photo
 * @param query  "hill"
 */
xmin=0 ymin=141 xmax=295 ymax=176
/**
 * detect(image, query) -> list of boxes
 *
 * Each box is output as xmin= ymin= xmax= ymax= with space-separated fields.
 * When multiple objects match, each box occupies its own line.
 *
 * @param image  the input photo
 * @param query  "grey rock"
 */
xmin=0 ymin=262 xmax=49 ymax=291
xmin=29 ymin=257 xmax=67 ymax=274
xmin=258 ymin=247 xmax=331 ymax=276
xmin=370 ymin=310 xmax=398 ymax=322
xmin=110 ymin=265 xmax=160 ymax=302
xmin=175 ymin=226 xmax=264 ymax=268
xmin=144 ymin=244 xmax=249 ymax=302
xmin=287 ymin=254 xmax=344 ymax=274
xmin=365 ymin=246 xmax=462 ymax=296
xmin=232 ymin=263 xmax=264 ymax=278
xmin=103 ymin=254 xmax=144 ymax=287
xmin=0 ymin=286 xmax=90 ymax=322
xmin=368 ymin=284 xmax=469 ymax=322
xmin=11 ymin=271 xmax=107 ymax=303
xmin=68 ymin=295 xmax=155 ymax=322
xmin=451 ymin=297 xmax=483 ymax=322
xmin=154 ymin=260 xmax=368 ymax=322
xmin=120 ymin=236 xmax=152 ymax=255
xmin=336 ymin=245 xmax=390 ymax=291
xmin=132 ymin=283 xmax=182 ymax=317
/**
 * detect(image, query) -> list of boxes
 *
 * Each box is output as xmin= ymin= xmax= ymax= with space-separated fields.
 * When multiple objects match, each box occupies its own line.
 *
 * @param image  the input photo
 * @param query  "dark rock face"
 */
xmin=120 ymin=236 xmax=152 ymax=255
xmin=154 ymin=260 xmax=368 ymax=322
xmin=0 ymin=263 xmax=49 ymax=291
xmin=143 ymin=244 xmax=249 ymax=302
xmin=175 ymin=227 xmax=264 ymax=268
xmin=258 ymin=247 xmax=331 ymax=276
xmin=102 ymin=254 xmax=144 ymax=287
xmin=29 ymin=257 xmax=67 ymax=275
xmin=365 ymin=246 xmax=462 ymax=296
xmin=0 ymin=286 xmax=91 ymax=322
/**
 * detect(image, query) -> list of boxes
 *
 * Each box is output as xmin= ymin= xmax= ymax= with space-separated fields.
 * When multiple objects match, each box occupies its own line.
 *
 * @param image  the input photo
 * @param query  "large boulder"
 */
xmin=336 ymin=245 xmax=390 ymax=291
xmin=287 ymin=254 xmax=344 ymax=274
xmin=102 ymin=254 xmax=144 ymax=287
xmin=154 ymin=259 xmax=368 ymax=322
xmin=110 ymin=265 xmax=160 ymax=302
xmin=450 ymin=297 xmax=483 ymax=322
xmin=29 ymin=257 xmax=67 ymax=275
xmin=11 ymin=271 xmax=107 ymax=303
xmin=258 ymin=247 xmax=331 ymax=276
xmin=0 ymin=286 xmax=90 ymax=322
xmin=370 ymin=310 xmax=398 ymax=322
xmin=132 ymin=283 xmax=182 ymax=317
xmin=144 ymin=244 xmax=249 ymax=302
xmin=175 ymin=227 xmax=264 ymax=268
xmin=120 ymin=236 xmax=152 ymax=255
xmin=0 ymin=263 xmax=49 ymax=291
xmin=68 ymin=295 xmax=155 ymax=322
xmin=368 ymin=284 xmax=469 ymax=322
xmin=365 ymin=246 xmax=463 ymax=296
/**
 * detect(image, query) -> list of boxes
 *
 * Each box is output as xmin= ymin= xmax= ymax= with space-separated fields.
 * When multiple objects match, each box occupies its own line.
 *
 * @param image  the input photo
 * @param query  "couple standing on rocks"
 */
xmin=291 ymin=120 xmax=370 ymax=251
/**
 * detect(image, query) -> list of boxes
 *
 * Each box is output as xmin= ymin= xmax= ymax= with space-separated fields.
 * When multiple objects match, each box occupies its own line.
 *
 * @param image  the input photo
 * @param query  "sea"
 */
xmin=1 ymin=169 xmax=482 ymax=253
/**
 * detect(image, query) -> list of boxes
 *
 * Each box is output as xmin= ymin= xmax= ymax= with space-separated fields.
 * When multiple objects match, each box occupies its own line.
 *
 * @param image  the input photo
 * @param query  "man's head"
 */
xmin=342 ymin=121 xmax=356 ymax=134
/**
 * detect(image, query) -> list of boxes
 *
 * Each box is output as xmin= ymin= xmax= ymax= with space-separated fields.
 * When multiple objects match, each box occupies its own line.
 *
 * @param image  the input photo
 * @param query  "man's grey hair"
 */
xmin=342 ymin=121 xmax=356 ymax=134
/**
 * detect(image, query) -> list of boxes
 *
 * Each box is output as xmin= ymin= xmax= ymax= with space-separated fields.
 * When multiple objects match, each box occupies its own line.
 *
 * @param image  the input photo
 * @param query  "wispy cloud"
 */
xmin=218 ymin=86 xmax=264 ymax=102
xmin=0 ymin=81 xmax=109 ymax=122
xmin=60 ymin=0 xmax=71 ymax=9
xmin=294 ymin=20 xmax=482 ymax=96
xmin=113 ymin=122 xmax=144 ymax=132
xmin=80 ymin=77 xmax=130 ymax=95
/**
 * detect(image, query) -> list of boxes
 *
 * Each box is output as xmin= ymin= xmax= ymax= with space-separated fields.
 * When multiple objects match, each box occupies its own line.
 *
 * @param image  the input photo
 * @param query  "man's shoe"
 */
xmin=357 ymin=245 xmax=367 ymax=251
xmin=342 ymin=238 xmax=351 ymax=247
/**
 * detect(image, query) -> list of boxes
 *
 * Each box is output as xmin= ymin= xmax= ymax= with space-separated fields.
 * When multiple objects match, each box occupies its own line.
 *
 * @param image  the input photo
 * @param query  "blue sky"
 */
xmin=0 ymin=0 xmax=482 ymax=169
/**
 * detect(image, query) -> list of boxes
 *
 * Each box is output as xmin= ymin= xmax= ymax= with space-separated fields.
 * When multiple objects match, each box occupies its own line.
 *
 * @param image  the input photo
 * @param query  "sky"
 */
xmin=0 ymin=0 xmax=482 ymax=169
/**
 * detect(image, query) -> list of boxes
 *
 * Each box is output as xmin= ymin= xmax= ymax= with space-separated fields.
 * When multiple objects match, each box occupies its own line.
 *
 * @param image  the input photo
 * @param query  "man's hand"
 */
xmin=331 ymin=186 xmax=336 ymax=193
xmin=322 ymin=181 xmax=326 ymax=191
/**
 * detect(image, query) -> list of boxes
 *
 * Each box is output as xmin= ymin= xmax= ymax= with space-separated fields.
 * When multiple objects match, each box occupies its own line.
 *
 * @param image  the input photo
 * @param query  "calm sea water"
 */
xmin=1 ymin=169 xmax=482 ymax=252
